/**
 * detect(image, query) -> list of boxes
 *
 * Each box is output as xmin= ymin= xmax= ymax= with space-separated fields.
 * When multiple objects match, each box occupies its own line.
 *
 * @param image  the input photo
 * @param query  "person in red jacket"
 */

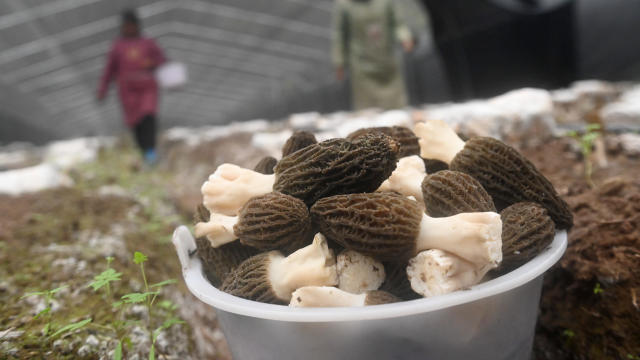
xmin=97 ymin=9 xmax=166 ymax=164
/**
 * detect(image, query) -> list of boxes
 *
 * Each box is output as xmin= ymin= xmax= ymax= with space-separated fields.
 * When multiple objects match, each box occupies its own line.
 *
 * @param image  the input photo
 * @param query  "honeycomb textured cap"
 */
xmin=380 ymin=261 xmax=420 ymax=300
xmin=450 ymin=137 xmax=573 ymax=229
xmin=220 ymin=252 xmax=284 ymax=304
xmin=497 ymin=202 xmax=555 ymax=273
xmin=274 ymin=133 xmax=398 ymax=206
xmin=194 ymin=204 xmax=258 ymax=287
xmin=422 ymin=170 xmax=496 ymax=217
xmin=347 ymin=126 xmax=420 ymax=158
xmin=310 ymin=192 xmax=422 ymax=261
xmin=253 ymin=156 xmax=278 ymax=175
xmin=423 ymin=158 xmax=449 ymax=174
xmin=364 ymin=290 xmax=401 ymax=305
xmin=234 ymin=192 xmax=312 ymax=253
xmin=282 ymin=130 xmax=318 ymax=158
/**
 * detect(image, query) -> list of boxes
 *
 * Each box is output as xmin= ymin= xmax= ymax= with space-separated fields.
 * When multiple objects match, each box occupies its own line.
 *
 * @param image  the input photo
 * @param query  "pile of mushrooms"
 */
xmin=192 ymin=122 xmax=571 ymax=307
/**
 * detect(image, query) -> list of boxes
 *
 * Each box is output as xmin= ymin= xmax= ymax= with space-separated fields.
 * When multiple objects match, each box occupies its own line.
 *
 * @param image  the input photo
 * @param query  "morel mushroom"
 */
xmin=254 ymin=156 xmax=278 ymax=175
xmin=195 ymin=192 xmax=311 ymax=252
xmin=221 ymin=233 xmax=338 ymax=304
xmin=274 ymin=133 xmax=399 ymax=206
xmin=421 ymin=170 xmax=495 ymax=217
xmin=336 ymin=250 xmax=386 ymax=294
xmin=347 ymin=126 xmax=420 ymax=158
xmin=380 ymin=261 xmax=421 ymax=300
xmin=496 ymin=202 xmax=555 ymax=274
xmin=201 ymin=163 xmax=274 ymax=216
xmin=311 ymin=192 xmax=502 ymax=272
xmin=289 ymin=286 xmax=399 ymax=307
xmin=282 ymin=130 xmax=317 ymax=157
xmin=377 ymin=155 xmax=427 ymax=205
xmin=194 ymin=204 xmax=258 ymax=287
xmin=407 ymin=249 xmax=486 ymax=297
xmin=415 ymin=120 xmax=573 ymax=229
xmin=423 ymin=158 xmax=448 ymax=174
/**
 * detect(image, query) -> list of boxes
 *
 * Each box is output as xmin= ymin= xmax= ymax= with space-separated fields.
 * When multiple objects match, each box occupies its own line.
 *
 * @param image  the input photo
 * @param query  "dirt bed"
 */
xmin=523 ymin=137 xmax=640 ymax=359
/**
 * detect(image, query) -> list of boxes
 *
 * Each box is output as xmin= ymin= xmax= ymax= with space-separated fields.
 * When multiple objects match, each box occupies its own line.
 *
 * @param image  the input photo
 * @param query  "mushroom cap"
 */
xmin=310 ymin=192 xmax=422 ymax=261
xmin=282 ymin=130 xmax=318 ymax=158
xmin=274 ymin=133 xmax=398 ymax=206
xmin=220 ymin=252 xmax=284 ymax=304
xmin=422 ymin=158 xmax=449 ymax=174
xmin=450 ymin=137 xmax=573 ymax=229
xmin=421 ymin=170 xmax=496 ymax=217
xmin=254 ymin=156 xmax=278 ymax=175
xmin=497 ymin=202 xmax=555 ymax=274
xmin=234 ymin=192 xmax=312 ymax=253
xmin=194 ymin=204 xmax=258 ymax=287
xmin=380 ymin=261 xmax=421 ymax=300
xmin=347 ymin=126 xmax=420 ymax=158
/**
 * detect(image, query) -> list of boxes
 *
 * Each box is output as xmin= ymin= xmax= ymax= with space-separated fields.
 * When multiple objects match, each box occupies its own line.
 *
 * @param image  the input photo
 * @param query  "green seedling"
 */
xmin=593 ymin=282 xmax=604 ymax=295
xmin=562 ymin=329 xmax=575 ymax=339
xmin=21 ymin=285 xmax=91 ymax=339
xmin=21 ymin=285 xmax=68 ymax=336
xmin=113 ymin=251 xmax=180 ymax=359
xmin=566 ymin=124 xmax=601 ymax=188
xmin=89 ymin=256 xmax=122 ymax=297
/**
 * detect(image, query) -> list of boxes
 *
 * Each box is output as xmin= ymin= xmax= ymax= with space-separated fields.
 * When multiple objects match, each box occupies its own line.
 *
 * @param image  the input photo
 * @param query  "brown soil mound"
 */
xmin=522 ymin=138 xmax=640 ymax=360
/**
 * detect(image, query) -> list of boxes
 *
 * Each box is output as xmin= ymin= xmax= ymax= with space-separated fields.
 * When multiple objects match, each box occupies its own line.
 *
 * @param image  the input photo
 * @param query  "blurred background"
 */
xmin=2 ymin=0 xmax=640 ymax=144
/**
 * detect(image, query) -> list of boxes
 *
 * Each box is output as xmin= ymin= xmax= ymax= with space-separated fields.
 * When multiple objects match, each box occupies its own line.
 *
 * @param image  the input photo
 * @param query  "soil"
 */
xmin=0 ymin=146 xmax=232 ymax=359
xmin=522 ymin=136 xmax=640 ymax=360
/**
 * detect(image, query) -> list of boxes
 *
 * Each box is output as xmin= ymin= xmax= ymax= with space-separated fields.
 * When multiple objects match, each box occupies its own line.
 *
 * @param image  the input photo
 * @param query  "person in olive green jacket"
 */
xmin=332 ymin=0 xmax=414 ymax=110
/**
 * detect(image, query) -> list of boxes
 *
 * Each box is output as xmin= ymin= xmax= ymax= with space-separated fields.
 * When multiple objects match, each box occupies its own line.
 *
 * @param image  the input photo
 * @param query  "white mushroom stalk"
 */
xmin=414 ymin=119 xmax=465 ymax=164
xmin=416 ymin=212 xmax=502 ymax=273
xmin=268 ymin=233 xmax=338 ymax=301
xmin=407 ymin=249 xmax=487 ymax=297
xmin=337 ymin=250 xmax=386 ymax=294
xmin=377 ymin=155 xmax=427 ymax=205
xmin=201 ymin=163 xmax=274 ymax=216
xmin=194 ymin=213 xmax=238 ymax=248
xmin=290 ymin=286 xmax=368 ymax=308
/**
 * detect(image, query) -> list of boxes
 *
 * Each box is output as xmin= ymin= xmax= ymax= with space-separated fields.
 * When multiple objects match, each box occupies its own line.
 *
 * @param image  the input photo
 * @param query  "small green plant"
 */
xmin=88 ymin=252 xmax=182 ymax=359
xmin=20 ymin=285 xmax=91 ymax=339
xmin=627 ymin=353 xmax=640 ymax=360
xmin=89 ymin=256 xmax=122 ymax=297
xmin=593 ymin=282 xmax=604 ymax=295
xmin=562 ymin=329 xmax=575 ymax=339
xmin=566 ymin=124 xmax=601 ymax=188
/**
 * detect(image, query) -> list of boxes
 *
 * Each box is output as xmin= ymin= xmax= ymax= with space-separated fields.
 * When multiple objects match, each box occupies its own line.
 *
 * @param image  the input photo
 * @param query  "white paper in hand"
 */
xmin=156 ymin=62 xmax=187 ymax=90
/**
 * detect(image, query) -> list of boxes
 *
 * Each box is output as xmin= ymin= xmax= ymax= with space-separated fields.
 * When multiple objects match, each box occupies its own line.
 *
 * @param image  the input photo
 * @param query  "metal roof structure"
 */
xmin=2 ymin=0 xmax=639 ymax=144
xmin=0 ymin=0 xmax=336 ymax=140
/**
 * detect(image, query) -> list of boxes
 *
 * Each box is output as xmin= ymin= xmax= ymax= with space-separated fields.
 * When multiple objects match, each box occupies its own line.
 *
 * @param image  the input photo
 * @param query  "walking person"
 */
xmin=97 ymin=9 xmax=166 ymax=164
xmin=332 ymin=0 xmax=415 ymax=110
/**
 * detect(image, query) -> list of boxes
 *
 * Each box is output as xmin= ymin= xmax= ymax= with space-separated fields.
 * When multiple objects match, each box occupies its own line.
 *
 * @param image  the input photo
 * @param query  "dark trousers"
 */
xmin=133 ymin=114 xmax=156 ymax=152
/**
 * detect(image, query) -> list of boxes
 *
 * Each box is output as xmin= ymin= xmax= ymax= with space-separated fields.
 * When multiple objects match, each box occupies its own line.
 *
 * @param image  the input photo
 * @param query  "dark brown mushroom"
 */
xmin=421 ymin=170 xmax=496 ymax=217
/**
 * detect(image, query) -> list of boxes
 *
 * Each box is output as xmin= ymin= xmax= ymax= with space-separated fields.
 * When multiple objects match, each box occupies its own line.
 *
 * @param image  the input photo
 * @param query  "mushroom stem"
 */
xmin=201 ymin=163 xmax=275 ymax=216
xmin=414 ymin=120 xmax=465 ymax=164
xmin=289 ymin=286 xmax=368 ymax=307
xmin=407 ymin=249 xmax=486 ymax=297
xmin=194 ymin=213 xmax=238 ymax=248
xmin=377 ymin=155 xmax=427 ymax=205
xmin=268 ymin=233 xmax=338 ymax=301
xmin=415 ymin=212 xmax=502 ymax=272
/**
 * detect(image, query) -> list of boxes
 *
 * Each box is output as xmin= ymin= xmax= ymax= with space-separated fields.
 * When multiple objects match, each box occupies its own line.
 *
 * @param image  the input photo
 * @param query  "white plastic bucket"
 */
xmin=173 ymin=226 xmax=567 ymax=360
